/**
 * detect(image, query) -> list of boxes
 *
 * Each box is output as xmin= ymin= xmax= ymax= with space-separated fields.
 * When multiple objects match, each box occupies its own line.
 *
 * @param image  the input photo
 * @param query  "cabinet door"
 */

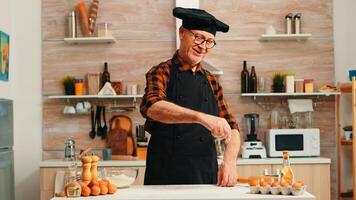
xmin=272 ymin=164 xmax=330 ymax=200
xmin=237 ymin=164 xmax=272 ymax=178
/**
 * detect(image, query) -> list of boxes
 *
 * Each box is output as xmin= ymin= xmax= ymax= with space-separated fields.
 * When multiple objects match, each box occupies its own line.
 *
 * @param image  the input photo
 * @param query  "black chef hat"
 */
xmin=173 ymin=7 xmax=229 ymax=36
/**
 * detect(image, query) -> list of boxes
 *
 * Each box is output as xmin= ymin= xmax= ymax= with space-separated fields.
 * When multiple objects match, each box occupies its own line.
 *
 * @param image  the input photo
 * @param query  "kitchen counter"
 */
xmin=50 ymin=184 xmax=315 ymax=200
xmin=39 ymin=157 xmax=331 ymax=168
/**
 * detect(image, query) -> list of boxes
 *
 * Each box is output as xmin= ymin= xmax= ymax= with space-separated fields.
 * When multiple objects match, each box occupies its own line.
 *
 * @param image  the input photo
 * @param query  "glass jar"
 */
xmin=295 ymin=79 xmax=304 ymax=93
xmin=74 ymin=78 xmax=84 ymax=96
xmin=304 ymin=79 xmax=314 ymax=93
xmin=285 ymin=74 xmax=295 ymax=93
xmin=97 ymin=22 xmax=112 ymax=37
xmin=304 ymin=111 xmax=313 ymax=128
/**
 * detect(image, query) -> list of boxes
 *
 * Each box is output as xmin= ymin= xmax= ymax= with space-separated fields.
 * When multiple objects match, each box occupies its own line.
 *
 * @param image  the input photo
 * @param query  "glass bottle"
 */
xmin=249 ymin=66 xmax=257 ymax=93
xmin=65 ymin=163 xmax=81 ymax=197
xmin=280 ymin=151 xmax=294 ymax=184
xmin=101 ymin=62 xmax=111 ymax=89
xmin=241 ymin=60 xmax=249 ymax=93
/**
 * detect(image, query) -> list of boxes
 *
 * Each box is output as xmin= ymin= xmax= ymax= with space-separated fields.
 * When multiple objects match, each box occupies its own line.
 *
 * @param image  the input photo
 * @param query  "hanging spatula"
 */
xmin=101 ymin=106 xmax=108 ymax=139
xmin=89 ymin=106 xmax=96 ymax=139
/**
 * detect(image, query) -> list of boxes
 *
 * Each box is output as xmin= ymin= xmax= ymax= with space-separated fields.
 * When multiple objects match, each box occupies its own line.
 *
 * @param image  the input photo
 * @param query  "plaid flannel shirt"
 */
xmin=140 ymin=52 xmax=238 ymax=131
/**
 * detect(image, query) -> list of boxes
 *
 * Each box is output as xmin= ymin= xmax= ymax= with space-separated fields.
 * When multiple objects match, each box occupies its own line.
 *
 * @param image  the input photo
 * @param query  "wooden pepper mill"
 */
xmin=81 ymin=156 xmax=92 ymax=184
xmin=90 ymin=155 xmax=100 ymax=181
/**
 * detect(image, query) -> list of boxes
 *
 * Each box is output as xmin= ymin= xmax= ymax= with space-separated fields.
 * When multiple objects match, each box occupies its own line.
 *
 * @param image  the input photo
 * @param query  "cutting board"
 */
xmin=106 ymin=115 xmax=137 ymax=159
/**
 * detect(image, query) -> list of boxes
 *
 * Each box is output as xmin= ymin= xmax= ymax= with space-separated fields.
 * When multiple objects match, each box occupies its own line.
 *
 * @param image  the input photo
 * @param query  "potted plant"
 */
xmin=343 ymin=125 xmax=353 ymax=140
xmin=272 ymin=73 xmax=285 ymax=92
xmin=62 ymin=76 xmax=75 ymax=95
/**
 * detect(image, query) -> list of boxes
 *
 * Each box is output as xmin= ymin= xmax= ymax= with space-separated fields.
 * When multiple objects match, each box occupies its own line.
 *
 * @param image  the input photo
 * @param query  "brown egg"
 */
xmin=89 ymin=180 xmax=99 ymax=187
xmin=81 ymin=186 xmax=91 ymax=197
xmin=100 ymin=185 xmax=108 ymax=195
xmin=297 ymin=180 xmax=305 ymax=186
xmin=108 ymin=184 xmax=118 ymax=194
xmin=280 ymin=181 xmax=289 ymax=188
xmin=91 ymin=185 xmax=101 ymax=196
xmin=99 ymin=180 xmax=108 ymax=187
xmin=271 ymin=180 xmax=280 ymax=187
xmin=248 ymin=179 xmax=258 ymax=187
xmin=80 ymin=181 xmax=89 ymax=188
xmin=102 ymin=178 xmax=110 ymax=186
xmin=292 ymin=182 xmax=302 ymax=189
xmin=260 ymin=181 xmax=269 ymax=187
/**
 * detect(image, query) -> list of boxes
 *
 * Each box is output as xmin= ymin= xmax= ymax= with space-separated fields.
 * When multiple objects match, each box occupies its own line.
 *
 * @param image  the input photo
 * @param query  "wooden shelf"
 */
xmin=260 ymin=33 xmax=312 ymax=41
xmin=63 ymin=36 xmax=116 ymax=44
xmin=341 ymin=140 xmax=353 ymax=145
xmin=46 ymin=94 xmax=143 ymax=101
xmin=241 ymin=92 xmax=340 ymax=97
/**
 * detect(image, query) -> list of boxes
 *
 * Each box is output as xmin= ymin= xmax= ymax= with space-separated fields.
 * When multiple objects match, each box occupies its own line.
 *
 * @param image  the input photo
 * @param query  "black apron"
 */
xmin=144 ymin=61 xmax=219 ymax=185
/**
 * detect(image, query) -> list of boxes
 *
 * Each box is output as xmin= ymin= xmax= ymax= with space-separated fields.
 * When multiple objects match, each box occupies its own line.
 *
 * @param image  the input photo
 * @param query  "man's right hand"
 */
xmin=197 ymin=113 xmax=232 ymax=142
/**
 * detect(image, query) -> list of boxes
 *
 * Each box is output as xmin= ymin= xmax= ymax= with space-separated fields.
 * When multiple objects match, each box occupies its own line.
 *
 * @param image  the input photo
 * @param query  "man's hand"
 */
xmin=197 ymin=113 xmax=232 ymax=142
xmin=217 ymin=161 xmax=237 ymax=187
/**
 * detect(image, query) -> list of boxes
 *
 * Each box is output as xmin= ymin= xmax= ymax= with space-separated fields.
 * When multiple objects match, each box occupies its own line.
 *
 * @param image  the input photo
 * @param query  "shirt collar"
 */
xmin=172 ymin=51 xmax=205 ymax=74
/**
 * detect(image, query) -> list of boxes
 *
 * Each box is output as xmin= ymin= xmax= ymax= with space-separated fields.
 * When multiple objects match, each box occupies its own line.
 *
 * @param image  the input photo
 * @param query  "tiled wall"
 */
xmin=42 ymin=0 xmax=335 ymax=198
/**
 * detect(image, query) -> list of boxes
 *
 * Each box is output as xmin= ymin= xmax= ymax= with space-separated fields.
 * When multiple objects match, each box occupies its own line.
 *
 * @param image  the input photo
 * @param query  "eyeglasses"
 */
xmin=187 ymin=30 xmax=216 ymax=49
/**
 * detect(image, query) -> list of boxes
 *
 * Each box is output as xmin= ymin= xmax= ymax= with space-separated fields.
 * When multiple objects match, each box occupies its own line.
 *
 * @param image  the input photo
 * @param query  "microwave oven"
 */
xmin=266 ymin=128 xmax=320 ymax=157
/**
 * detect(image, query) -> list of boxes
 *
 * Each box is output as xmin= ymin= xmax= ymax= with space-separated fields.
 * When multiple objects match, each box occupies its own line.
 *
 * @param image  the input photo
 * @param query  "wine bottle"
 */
xmin=249 ymin=66 xmax=257 ymax=93
xmin=241 ymin=60 xmax=249 ymax=93
xmin=101 ymin=62 xmax=111 ymax=88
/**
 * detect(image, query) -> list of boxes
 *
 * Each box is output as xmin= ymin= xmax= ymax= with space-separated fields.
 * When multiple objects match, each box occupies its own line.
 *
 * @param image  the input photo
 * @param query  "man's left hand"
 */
xmin=217 ymin=161 xmax=237 ymax=187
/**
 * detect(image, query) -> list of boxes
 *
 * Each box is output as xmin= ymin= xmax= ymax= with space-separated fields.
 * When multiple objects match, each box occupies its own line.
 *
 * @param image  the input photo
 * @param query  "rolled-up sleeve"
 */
xmin=140 ymin=66 xmax=169 ymax=119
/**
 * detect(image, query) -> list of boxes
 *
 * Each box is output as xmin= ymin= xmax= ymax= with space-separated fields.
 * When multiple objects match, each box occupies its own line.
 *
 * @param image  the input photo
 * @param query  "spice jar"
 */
xmin=285 ymin=73 xmax=295 ymax=93
xmin=74 ymin=78 xmax=84 ymax=96
xmin=304 ymin=79 xmax=314 ymax=93
xmin=285 ymin=13 xmax=293 ymax=34
xmin=295 ymin=79 xmax=304 ymax=93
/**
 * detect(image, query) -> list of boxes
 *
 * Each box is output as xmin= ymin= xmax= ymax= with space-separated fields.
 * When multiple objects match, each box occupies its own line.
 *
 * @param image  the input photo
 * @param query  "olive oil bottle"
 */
xmin=281 ymin=151 xmax=294 ymax=184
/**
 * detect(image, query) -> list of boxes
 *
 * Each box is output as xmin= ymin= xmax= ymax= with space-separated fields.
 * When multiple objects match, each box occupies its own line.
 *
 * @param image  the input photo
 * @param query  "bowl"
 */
xmin=103 ymin=168 xmax=138 ymax=188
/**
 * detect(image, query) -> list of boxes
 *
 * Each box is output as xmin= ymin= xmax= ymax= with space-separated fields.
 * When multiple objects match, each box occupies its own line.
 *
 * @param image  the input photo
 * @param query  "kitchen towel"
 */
xmin=288 ymin=99 xmax=314 ymax=114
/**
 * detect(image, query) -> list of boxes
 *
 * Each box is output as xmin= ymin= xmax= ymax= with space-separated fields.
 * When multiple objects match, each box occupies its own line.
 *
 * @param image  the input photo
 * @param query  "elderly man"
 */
xmin=140 ymin=7 xmax=241 ymax=187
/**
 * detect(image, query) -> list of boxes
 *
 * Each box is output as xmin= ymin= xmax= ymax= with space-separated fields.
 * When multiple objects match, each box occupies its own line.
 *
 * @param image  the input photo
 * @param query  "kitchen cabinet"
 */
xmin=271 ymin=164 xmax=330 ymax=200
xmin=40 ymin=159 xmax=330 ymax=200
xmin=40 ymin=166 xmax=145 ymax=200
xmin=337 ymin=78 xmax=356 ymax=199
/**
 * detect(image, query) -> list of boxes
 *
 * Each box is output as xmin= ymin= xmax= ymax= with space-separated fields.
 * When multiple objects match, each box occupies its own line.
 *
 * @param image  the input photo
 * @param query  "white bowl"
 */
xmin=103 ymin=168 xmax=138 ymax=188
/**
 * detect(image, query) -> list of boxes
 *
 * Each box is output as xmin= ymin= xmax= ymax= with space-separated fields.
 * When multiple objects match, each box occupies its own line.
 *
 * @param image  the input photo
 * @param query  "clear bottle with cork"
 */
xmin=241 ymin=60 xmax=249 ymax=93
xmin=280 ymin=151 xmax=294 ymax=184
xmin=101 ymin=62 xmax=111 ymax=89
xmin=65 ymin=163 xmax=81 ymax=197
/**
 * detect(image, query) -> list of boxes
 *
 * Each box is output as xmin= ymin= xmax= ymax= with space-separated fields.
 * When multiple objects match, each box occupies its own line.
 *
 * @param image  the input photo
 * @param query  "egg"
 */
xmin=271 ymin=180 xmax=280 ymax=187
xmin=248 ymin=180 xmax=258 ymax=187
xmin=91 ymin=185 xmax=100 ymax=196
xmin=81 ymin=186 xmax=91 ymax=197
xmin=292 ymin=182 xmax=303 ymax=189
xmin=280 ymin=181 xmax=289 ymax=188
xmin=297 ymin=180 xmax=305 ymax=186
xmin=108 ymin=184 xmax=118 ymax=194
xmin=260 ymin=181 xmax=269 ymax=187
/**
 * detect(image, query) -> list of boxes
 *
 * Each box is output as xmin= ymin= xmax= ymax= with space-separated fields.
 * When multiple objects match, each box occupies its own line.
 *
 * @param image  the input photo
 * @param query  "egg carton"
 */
xmin=249 ymin=185 xmax=307 ymax=196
